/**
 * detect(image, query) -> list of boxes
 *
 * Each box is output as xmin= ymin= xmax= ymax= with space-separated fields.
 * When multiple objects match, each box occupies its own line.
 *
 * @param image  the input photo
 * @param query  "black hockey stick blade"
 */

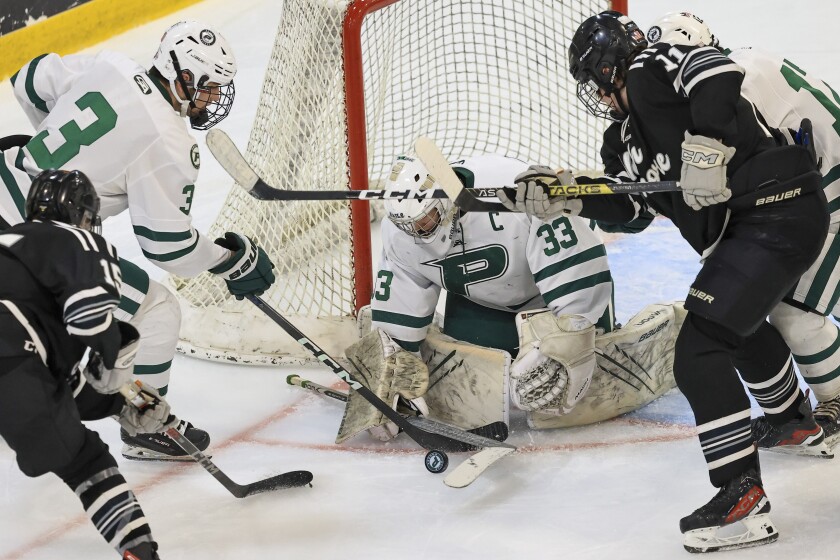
xmin=163 ymin=426 xmax=313 ymax=498
xmin=247 ymin=295 xmax=512 ymax=453
xmin=118 ymin=382 xmax=313 ymax=498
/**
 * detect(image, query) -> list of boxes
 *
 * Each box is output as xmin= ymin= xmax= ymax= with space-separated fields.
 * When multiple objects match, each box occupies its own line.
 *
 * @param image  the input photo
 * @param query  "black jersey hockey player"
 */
xmin=499 ymin=10 xmax=830 ymax=553
xmin=0 ymin=169 xmax=174 ymax=560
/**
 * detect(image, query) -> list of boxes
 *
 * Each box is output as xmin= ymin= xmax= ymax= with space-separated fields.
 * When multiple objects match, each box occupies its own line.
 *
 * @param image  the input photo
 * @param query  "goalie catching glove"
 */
xmin=337 ymin=329 xmax=430 ymax=443
xmin=118 ymin=380 xmax=179 ymax=436
xmin=83 ymin=321 xmax=140 ymax=394
xmin=497 ymin=165 xmax=582 ymax=220
xmin=509 ymin=310 xmax=596 ymax=415
xmin=209 ymin=232 xmax=276 ymax=299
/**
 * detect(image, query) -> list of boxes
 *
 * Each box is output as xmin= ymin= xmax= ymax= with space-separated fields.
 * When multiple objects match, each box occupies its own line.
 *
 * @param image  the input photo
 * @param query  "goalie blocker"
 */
xmin=341 ymin=302 xmax=683 ymax=439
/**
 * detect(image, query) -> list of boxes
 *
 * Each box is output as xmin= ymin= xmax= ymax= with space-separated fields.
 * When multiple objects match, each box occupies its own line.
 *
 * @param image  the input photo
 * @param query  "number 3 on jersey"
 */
xmin=26 ymin=92 xmax=118 ymax=169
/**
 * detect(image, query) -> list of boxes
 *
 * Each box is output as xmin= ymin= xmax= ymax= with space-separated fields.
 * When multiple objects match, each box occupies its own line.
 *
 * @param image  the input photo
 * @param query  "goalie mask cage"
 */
xmin=171 ymin=0 xmax=626 ymax=364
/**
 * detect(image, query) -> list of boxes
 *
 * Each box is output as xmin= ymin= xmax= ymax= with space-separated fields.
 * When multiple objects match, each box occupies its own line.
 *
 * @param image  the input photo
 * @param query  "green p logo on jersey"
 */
xmin=424 ymin=245 xmax=509 ymax=297
xmin=190 ymin=144 xmax=200 ymax=169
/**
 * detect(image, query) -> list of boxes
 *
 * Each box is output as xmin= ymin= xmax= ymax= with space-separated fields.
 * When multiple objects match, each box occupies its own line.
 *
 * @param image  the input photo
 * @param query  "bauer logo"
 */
xmin=755 ymin=188 xmax=801 ymax=206
xmin=200 ymin=29 xmax=216 ymax=45
xmin=134 ymin=75 xmax=152 ymax=95
xmin=688 ymin=287 xmax=714 ymax=304
xmin=190 ymin=144 xmax=200 ymax=169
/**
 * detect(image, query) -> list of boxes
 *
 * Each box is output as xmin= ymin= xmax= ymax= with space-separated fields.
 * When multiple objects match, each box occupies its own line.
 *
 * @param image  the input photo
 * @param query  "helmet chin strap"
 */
xmin=169 ymin=51 xmax=199 ymax=118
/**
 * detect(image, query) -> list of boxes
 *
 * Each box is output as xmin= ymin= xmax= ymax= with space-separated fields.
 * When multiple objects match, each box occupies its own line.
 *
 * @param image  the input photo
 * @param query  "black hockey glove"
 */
xmin=209 ymin=232 xmax=276 ymax=300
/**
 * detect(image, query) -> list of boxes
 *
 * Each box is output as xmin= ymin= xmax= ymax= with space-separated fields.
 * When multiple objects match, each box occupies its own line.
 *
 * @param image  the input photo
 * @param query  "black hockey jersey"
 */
xmin=0 ymin=220 xmax=122 ymax=377
xmin=579 ymin=43 xmax=782 ymax=254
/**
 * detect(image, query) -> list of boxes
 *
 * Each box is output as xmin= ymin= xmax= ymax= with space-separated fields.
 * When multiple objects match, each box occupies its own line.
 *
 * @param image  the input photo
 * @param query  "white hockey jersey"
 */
xmin=371 ymin=154 xmax=614 ymax=346
xmin=0 ymin=51 xmax=229 ymax=276
xmin=730 ymin=47 xmax=840 ymax=221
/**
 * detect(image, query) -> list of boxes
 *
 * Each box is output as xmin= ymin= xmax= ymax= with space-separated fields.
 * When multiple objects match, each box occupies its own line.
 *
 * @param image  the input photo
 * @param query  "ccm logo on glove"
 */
xmin=681 ymin=148 xmax=722 ymax=168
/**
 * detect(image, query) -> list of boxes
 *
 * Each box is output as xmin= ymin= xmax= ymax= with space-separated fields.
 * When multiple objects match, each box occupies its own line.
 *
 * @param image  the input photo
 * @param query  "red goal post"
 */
xmin=170 ymin=0 xmax=629 ymax=364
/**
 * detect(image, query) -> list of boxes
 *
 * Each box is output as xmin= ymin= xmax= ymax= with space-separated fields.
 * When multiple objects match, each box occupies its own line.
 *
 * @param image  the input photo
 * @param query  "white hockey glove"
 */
xmin=338 ymin=329 xmax=430 ymax=443
xmin=83 ymin=322 xmax=140 ymax=394
xmin=208 ymin=232 xmax=276 ymax=300
xmin=680 ymin=133 xmax=736 ymax=210
xmin=510 ymin=310 xmax=596 ymax=415
xmin=497 ymin=165 xmax=582 ymax=220
xmin=118 ymin=381 xmax=178 ymax=436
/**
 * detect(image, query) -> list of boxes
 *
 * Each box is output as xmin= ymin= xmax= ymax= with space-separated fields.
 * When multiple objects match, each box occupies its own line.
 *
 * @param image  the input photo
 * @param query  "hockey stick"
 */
xmin=413 ymin=136 xmax=679 ymax=212
xmin=287 ymin=374 xmax=348 ymax=402
xmin=119 ymin=381 xmax=313 ymax=498
xmin=248 ymin=295 xmax=513 ymax=453
xmin=206 ymin=128 xmax=677 ymax=205
xmin=286 ymin=373 xmax=510 ymax=443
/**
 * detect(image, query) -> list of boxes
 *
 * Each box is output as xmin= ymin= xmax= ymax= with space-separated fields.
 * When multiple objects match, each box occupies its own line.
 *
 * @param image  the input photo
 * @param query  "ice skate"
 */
xmin=123 ymin=542 xmax=160 ymax=560
xmin=680 ymin=469 xmax=778 ymax=553
xmin=751 ymin=395 xmax=832 ymax=458
xmin=122 ymin=419 xmax=210 ymax=462
xmin=814 ymin=394 xmax=840 ymax=449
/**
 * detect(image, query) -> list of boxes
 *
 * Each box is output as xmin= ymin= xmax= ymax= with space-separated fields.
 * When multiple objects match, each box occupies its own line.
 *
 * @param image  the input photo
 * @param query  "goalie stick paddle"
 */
xmin=444 ymin=447 xmax=516 ymax=488
xmin=206 ymin=128 xmax=677 ymax=205
xmin=248 ymin=295 xmax=512 ymax=453
xmin=286 ymin=374 xmax=510 ymax=443
xmin=119 ymin=382 xmax=313 ymax=498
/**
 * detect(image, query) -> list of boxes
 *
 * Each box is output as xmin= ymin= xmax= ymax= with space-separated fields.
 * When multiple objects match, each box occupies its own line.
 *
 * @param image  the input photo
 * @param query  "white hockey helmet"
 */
xmin=646 ymin=12 xmax=718 ymax=48
xmin=152 ymin=21 xmax=237 ymax=129
xmin=383 ymin=156 xmax=454 ymax=241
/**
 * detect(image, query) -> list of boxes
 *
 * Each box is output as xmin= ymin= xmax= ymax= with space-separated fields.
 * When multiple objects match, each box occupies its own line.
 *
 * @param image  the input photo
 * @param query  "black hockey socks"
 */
xmin=734 ymin=321 xmax=804 ymax=424
xmin=674 ymin=313 xmax=758 ymax=486
xmin=57 ymin=433 xmax=157 ymax=556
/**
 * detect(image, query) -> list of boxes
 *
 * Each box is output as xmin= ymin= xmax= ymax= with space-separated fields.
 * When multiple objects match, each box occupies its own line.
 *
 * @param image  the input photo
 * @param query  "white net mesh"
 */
xmin=171 ymin=0 xmax=616 ymax=363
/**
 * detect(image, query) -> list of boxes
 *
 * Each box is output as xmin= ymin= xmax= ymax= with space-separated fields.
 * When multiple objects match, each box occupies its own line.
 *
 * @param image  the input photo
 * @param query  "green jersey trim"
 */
xmin=141 ymin=235 xmax=200 ymax=262
xmin=0 ymin=155 xmax=26 ymax=216
xmin=133 ymin=225 xmax=194 ymax=242
xmin=24 ymin=54 xmax=50 ymax=114
xmin=533 ymin=245 xmax=608 ymax=283
xmin=372 ymin=309 xmax=435 ymax=329
xmin=542 ymin=270 xmax=613 ymax=305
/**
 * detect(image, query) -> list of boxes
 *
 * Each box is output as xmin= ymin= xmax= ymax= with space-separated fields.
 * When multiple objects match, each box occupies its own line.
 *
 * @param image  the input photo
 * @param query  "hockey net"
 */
xmin=170 ymin=0 xmax=624 ymax=364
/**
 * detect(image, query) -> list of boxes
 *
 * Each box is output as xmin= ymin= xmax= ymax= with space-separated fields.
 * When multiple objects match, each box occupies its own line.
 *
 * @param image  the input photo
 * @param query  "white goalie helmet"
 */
xmin=383 ymin=156 xmax=454 ymax=242
xmin=646 ymin=12 xmax=718 ymax=48
xmin=152 ymin=21 xmax=237 ymax=129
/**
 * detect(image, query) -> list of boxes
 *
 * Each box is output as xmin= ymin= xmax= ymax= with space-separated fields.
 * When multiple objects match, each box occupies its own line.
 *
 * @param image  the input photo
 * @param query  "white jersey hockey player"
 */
xmin=0 ymin=21 xmax=276 ymax=460
xmin=338 ymin=154 xmax=684 ymax=442
xmin=647 ymin=12 xmax=840 ymax=449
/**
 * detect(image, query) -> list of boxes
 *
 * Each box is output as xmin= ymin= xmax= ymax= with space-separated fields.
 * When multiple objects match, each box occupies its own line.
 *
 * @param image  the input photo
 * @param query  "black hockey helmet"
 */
xmin=25 ymin=169 xmax=102 ymax=233
xmin=568 ymin=11 xmax=648 ymax=120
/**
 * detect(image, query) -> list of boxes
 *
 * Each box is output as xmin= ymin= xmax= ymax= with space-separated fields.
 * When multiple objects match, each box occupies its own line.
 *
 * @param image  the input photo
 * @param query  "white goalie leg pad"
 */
xmin=510 ymin=310 xmax=596 ymax=414
xmin=528 ymin=302 xmax=685 ymax=429
xmin=769 ymin=301 xmax=840 ymax=402
xmin=420 ymin=325 xmax=510 ymax=430
xmin=337 ymin=328 xmax=429 ymax=443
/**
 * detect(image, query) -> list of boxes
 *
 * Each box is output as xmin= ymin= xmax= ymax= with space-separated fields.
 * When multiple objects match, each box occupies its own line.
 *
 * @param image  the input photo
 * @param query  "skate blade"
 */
xmin=121 ymin=445 xmax=212 ymax=462
xmin=760 ymin=440 xmax=834 ymax=459
xmin=683 ymin=513 xmax=778 ymax=553
xmin=822 ymin=430 xmax=840 ymax=451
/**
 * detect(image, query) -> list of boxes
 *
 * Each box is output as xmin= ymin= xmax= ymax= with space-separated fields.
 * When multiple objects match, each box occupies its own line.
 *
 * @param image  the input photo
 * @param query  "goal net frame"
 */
xmin=171 ymin=0 xmax=628 ymax=364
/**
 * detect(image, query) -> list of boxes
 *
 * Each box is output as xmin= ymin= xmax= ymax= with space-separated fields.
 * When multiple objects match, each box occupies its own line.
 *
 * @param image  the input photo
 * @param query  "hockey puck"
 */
xmin=424 ymin=450 xmax=449 ymax=474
